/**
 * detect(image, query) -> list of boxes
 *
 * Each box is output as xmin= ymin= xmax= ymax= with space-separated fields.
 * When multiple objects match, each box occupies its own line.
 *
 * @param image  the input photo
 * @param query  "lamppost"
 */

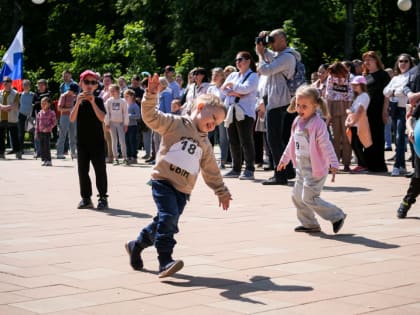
xmin=397 ymin=0 xmax=420 ymax=43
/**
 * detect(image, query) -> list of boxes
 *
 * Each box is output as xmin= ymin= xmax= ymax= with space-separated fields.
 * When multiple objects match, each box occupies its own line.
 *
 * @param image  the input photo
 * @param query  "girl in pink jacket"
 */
xmin=278 ymin=85 xmax=346 ymax=234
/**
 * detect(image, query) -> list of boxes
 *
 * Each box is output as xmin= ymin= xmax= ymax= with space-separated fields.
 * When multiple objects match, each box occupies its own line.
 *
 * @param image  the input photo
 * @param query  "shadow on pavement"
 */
xmin=323 ymin=186 xmax=371 ymax=192
xmin=92 ymin=207 xmax=152 ymax=219
xmin=316 ymin=233 xmax=399 ymax=249
xmin=162 ymin=274 xmax=313 ymax=304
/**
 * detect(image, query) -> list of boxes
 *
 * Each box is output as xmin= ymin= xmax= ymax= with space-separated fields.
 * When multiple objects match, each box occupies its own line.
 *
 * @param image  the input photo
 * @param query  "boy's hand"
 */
xmin=147 ymin=73 xmax=160 ymax=94
xmin=219 ymin=195 xmax=232 ymax=211
xmin=330 ymin=167 xmax=337 ymax=182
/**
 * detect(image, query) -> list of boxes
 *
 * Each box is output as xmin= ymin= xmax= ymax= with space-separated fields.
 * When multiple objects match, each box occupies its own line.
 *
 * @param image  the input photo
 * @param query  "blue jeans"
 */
xmin=136 ymin=180 xmax=188 ymax=263
xmin=142 ymin=129 xmax=152 ymax=156
xmin=56 ymin=115 xmax=77 ymax=156
xmin=384 ymin=116 xmax=392 ymax=149
xmin=125 ymin=125 xmax=138 ymax=159
xmin=218 ymin=123 xmax=229 ymax=163
xmin=393 ymin=107 xmax=406 ymax=169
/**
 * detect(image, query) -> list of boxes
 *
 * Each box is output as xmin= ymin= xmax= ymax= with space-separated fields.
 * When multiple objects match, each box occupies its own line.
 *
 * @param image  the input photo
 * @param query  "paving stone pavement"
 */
xmin=1 ymin=149 xmax=420 ymax=315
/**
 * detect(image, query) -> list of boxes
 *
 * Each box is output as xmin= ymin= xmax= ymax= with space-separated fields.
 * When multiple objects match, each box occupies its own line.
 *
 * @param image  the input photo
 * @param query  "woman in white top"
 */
xmin=183 ymin=67 xmax=210 ymax=114
xmin=383 ymin=53 xmax=415 ymax=176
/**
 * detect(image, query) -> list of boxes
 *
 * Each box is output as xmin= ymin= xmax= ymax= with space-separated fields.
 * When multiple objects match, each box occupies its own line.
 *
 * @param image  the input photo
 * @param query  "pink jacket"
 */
xmin=280 ymin=114 xmax=339 ymax=178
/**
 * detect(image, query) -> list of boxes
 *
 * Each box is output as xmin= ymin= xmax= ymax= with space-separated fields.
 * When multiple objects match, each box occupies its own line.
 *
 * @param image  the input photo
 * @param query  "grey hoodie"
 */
xmin=258 ymin=47 xmax=301 ymax=110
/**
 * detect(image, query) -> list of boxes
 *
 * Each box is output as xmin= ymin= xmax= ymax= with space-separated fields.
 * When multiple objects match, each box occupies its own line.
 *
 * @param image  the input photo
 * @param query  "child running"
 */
xmin=125 ymin=74 xmax=231 ymax=278
xmin=278 ymin=85 xmax=347 ymax=234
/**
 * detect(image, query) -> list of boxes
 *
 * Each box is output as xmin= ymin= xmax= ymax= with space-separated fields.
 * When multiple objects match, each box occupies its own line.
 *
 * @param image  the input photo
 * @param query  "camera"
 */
xmin=255 ymin=35 xmax=274 ymax=46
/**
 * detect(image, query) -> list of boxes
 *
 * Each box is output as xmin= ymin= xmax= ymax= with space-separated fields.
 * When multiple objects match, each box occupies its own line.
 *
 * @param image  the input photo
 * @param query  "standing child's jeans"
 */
xmin=125 ymin=125 xmax=138 ymax=160
xmin=292 ymin=155 xmax=346 ymax=229
xmin=136 ymin=180 xmax=188 ymax=266
xmin=38 ymin=132 xmax=52 ymax=162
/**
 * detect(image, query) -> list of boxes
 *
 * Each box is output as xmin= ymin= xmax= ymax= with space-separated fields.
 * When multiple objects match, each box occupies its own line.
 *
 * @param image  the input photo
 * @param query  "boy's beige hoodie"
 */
xmin=141 ymin=92 xmax=231 ymax=199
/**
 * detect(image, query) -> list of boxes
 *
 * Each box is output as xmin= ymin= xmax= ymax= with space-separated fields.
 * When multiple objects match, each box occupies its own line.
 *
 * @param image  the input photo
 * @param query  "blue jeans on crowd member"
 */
xmin=56 ymin=115 xmax=77 ymax=156
xmin=393 ymin=107 xmax=406 ymax=169
xmin=18 ymin=113 xmax=29 ymax=152
xmin=125 ymin=125 xmax=138 ymax=159
xmin=136 ymin=180 xmax=188 ymax=265
xmin=218 ymin=123 xmax=229 ymax=164
xmin=266 ymin=106 xmax=296 ymax=181
xmin=384 ymin=116 xmax=392 ymax=149
xmin=142 ymin=129 xmax=152 ymax=157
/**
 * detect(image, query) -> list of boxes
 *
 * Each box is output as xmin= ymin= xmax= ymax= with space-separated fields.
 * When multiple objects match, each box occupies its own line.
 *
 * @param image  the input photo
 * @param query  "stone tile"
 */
xmin=208 ymin=296 xmax=293 ymax=314
xmin=80 ymin=299 xmax=166 ymax=315
xmin=14 ymin=284 xmax=86 ymax=299
xmin=0 ymin=305 xmax=38 ymax=315
xmin=63 ymin=268 xmax=127 ymax=280
xmin=11 ymin=296 xmax=95 ymax=314
xmin=335 ymin=292 xmax=419 ymax=310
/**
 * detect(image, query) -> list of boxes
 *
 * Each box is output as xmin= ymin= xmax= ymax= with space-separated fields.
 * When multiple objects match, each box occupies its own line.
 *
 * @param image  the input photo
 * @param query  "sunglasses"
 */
xmin=235 ymin=57 xmax=247 ymax=63
xmin=83 ymin=79 xmax=98 ymax=85
xmin=399 ymin=59 xmax=409 ymax=63
xmin=3 ymin=80 xmax=12 ymax=83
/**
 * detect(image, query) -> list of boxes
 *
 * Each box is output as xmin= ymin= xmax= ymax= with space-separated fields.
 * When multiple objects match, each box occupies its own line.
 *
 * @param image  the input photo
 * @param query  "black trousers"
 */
xmin=350 ymin=127 xmax=367 ymax=168
xmin=77 ymin=144 xmax=108 ymax=199
xmin=38 ymin=132 xmax=51 ymax=161
xmin=266 ymin=107 xmax=295 ymax=180
xmin=404 ymin=155 xmax=420 ymax=204
xmin=0 ymin=121 xmax=20 ymax=154
xmin=227 ymin=115 xmax=255 ymax=172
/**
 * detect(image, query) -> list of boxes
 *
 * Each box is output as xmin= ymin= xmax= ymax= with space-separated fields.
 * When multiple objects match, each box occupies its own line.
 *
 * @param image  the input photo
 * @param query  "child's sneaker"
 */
xmin=97 ymin=196 xmax=108 ymax=210
xmin=294 ymin=225 xmax=321 ymax=233
xmin=113 ymin=159 xmax=119 ymax=165
xmin=158 ymin=260 xmax=184 ymax=278
xmin=123 ymin=159 xmax=129 ymax=166
xmin=332 ymin=214 xmax=347 ymax=233
xmin=124 ymin=240 xmax=144 ymax=270
xmin=397 ymin=201 xmax=411 ymax=218
xmin=77 ymin=198 xmax=94 ymax=209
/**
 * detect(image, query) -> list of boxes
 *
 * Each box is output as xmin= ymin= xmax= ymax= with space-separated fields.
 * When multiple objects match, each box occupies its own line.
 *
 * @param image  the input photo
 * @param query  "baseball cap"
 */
xmin=351 ymin=75 xmax=367 ymax=85
xmin=79 ymin=70 xmax=98 ymax=81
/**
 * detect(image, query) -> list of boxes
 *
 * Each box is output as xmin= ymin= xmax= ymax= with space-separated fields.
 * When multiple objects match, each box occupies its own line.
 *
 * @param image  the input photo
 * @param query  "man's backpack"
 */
xmin=283 ymin=52 xmax=306 ymax=96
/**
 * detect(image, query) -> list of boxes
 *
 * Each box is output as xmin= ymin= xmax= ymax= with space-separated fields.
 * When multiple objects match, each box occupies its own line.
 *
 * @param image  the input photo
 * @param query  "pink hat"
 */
xmin=351 ymin=75 xmax=367 ymax=85
xmin=80 ymin=70 xmax=98 ymax=81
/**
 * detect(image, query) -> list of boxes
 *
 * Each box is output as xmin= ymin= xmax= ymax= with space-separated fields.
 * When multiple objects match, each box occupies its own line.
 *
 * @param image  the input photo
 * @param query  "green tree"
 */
xmin=117 ymin=20 xmax=157 ymax=75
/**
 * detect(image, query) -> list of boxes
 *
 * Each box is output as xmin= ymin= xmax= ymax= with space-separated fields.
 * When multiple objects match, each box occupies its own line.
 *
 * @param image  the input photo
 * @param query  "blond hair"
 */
xmin=288 ymin=85 xmax=329 ymax=118
xmin=191 ymin=93 xmax=227 ymax=117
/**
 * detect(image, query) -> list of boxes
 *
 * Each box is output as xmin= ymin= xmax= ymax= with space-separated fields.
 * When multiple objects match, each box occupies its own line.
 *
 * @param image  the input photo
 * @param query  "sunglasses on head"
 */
xmin=83 ymin=79 xmax=98 ymax=85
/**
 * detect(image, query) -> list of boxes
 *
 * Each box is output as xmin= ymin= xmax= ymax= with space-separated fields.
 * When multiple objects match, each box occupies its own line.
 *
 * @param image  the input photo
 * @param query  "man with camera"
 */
xmin=256 ymin=29 xmax=301 ymax=185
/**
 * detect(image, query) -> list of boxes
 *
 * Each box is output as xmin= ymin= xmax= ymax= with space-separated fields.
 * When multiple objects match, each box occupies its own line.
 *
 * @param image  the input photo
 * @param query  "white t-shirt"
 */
xmin=350 ymin=92 xmax=370 ymax=127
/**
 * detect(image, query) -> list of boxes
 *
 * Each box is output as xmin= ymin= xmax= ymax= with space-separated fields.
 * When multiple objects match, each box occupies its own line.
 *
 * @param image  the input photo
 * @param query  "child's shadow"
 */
xmin=161 ymin=274 xmax=313 ymax=304
xmin=315 ymin=232 xmax=399 ymax=249
xmin=92 ymin=207 xmax=152 ymax=219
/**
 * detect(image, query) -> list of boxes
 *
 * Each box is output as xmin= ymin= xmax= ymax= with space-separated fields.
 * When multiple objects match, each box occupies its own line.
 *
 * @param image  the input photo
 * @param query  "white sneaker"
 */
xmin=391 ymin=167 xmax=400 ymax=176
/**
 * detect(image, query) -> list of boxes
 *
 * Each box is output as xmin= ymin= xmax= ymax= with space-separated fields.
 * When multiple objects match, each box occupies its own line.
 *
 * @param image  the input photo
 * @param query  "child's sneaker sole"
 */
xmin=158 ymin=260 xmax=184 ymax=278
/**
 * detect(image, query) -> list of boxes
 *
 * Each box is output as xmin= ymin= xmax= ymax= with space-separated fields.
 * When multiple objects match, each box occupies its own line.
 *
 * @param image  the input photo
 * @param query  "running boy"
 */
xmin=125 ymin=74 xmax=231 ymax=278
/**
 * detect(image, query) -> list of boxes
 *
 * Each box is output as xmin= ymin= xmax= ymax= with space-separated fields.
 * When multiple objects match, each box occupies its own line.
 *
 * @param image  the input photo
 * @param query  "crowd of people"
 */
xmin=3 ymin=27 xmax=420 ymax=277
